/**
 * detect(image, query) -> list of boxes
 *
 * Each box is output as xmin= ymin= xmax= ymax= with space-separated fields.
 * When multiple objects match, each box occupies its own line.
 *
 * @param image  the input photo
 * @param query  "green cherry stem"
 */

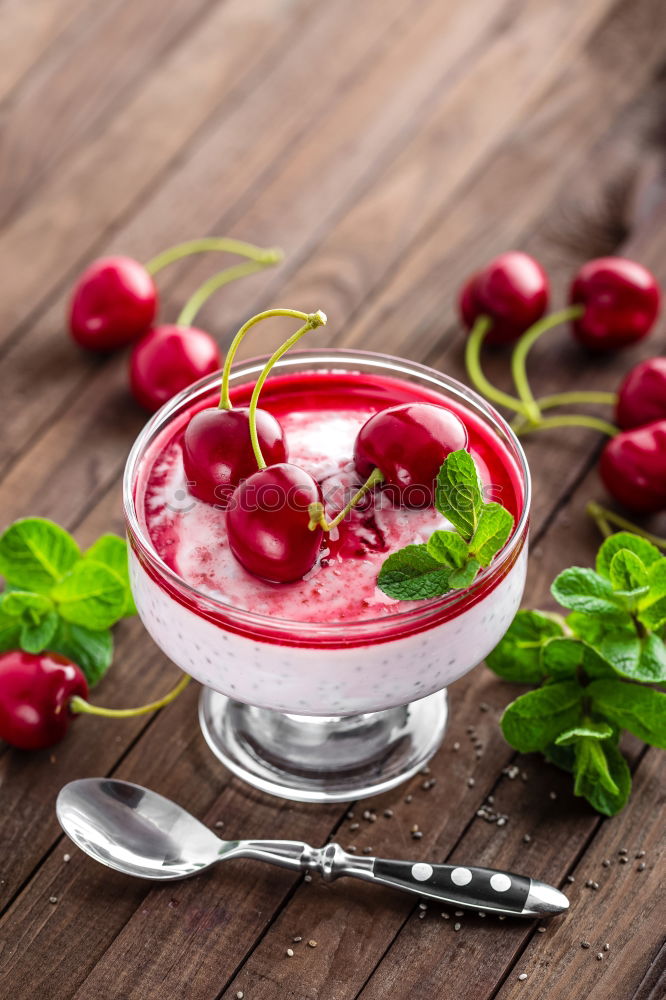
xmin=308 ymin=466 xmax=385 ymax=532
xmin=532 ymin=390 xmax=617 ymax=410
xmin=587 ymin=501 xmax=666 ymax=549
xmin=69 ymin=673 xmax=191 ymax=719
xmin=176 ymin=252 xmax=283 ymax=328
xmin=145 ymin=237 xmax=283 ymax=276
xmin=248 ymin=310 xmax=328 ymax=469
xmin=465 ymin=317 xmax=530 ymax=417
xmin=510 ymin=305 xmax=584 ymax=424
xmin=514 ymin=413 xmax=619 ymax=437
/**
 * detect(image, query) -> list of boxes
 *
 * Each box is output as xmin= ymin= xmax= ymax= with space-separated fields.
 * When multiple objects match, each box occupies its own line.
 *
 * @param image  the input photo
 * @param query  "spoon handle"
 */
xmin=230 ymin=840 xmax=568 ymax=918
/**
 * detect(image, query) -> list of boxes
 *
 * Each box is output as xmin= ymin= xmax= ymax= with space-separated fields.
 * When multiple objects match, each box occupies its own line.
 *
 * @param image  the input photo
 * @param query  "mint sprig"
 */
xmin=377 ymin=450 xmax=515 ymax=601
xmin=0 ymin=518 xmax=135 ymax=685
xmin=486 ymin=531 xmax=666 ymax=816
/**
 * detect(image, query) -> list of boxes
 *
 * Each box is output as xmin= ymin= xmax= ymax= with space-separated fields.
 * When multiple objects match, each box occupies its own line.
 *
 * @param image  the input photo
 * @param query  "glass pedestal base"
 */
xmin=198 ymin=687 xmax=448 ymax=803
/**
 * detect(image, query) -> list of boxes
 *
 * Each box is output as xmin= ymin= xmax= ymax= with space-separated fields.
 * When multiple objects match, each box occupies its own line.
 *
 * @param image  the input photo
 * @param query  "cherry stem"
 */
xmin=248 ymin=310 xmax=327 ymax=469
xmin=510 ymin=305 xmax=584 ymax=424
xmin=218 ymin=307 xmax=318 ymax=412
xmin=515 ymin=413 xmax=618 ymax=437
xmin=511 ymin=391 xmax=617 ymax=433
xmin=69 ymin=673 xmax=191 ymax=719
xmin=465 ymin=317 xmax=530 ymax=417
xmin=177 ymin=252 xmax=282 ymax=328
xmin=308 ymin=467 xmax=385 ymax=532
xmin=144 ymin=237 xmax=283 ymax=276
xmin=587 ymin=501 xmax=666 ymax=549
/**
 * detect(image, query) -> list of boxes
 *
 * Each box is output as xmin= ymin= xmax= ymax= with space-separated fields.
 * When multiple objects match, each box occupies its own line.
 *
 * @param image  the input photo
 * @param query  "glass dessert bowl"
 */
xmin=123 ymin=350 xmax=530 ymax=802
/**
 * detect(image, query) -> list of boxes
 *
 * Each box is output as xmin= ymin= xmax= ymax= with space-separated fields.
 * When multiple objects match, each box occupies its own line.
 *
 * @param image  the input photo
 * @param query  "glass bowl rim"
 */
xmin=123 ymin=348 xmax=531 ymax=636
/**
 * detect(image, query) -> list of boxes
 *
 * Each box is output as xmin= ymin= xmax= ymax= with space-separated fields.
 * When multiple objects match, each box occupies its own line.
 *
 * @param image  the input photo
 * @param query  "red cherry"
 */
xmin=227 ymin=463 xmax=323 ymax=582
xmin=130 ymin=325 xmax=221 ymax=413
xmin=0 ymin=650 xmax=88 ymax=750
xmin=569 ymin=257 xmax=660 ymax=350
xmin=69 ymin=256 xmax=157 ymax=351
xmin=459 ymin=252 xmax=549 ymax=346
xmin=183 ymin=407 xmax=287 ymax=506
xmin=354 ymin=402 xmax=468 ymax=508
xmin=599 ymin=420 xmax=666 ymax=514
xmin=616 ymin=357 xmax=666 ymax=430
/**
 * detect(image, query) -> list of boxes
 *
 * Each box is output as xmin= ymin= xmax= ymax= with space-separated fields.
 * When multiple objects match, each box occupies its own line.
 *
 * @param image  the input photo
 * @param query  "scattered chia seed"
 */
xmin=350 ymin=822 xmax=360 ymax=831
xmin=475 ymin=752 xmax=483 ymax=760
xmin=421 ymin=766 xmax=431 ymax=775
xmin=581 ymin=941 xmax=591 ymax=949
xmin=498 ymin=915 xmax=506 ymax=921
xmin=308 ymin=940 xmax=317 ymax=948
xmin=363 ymin=810 xmax=371 ymax=820
xmin=383 ymin=809 xmax=394 ymax=818
xmin=453 ymin=742 xmax=460 ymax=751
xmin=293 ymin=936 xmax=302 ymax=943
xmin=63 ymin=854 xmax=71 ymax=863
xmin=566 ymin=875 xmax=575 ymax=883
xmin=521 ymin=772 xmax=528 ymax=782
xmin=549 ymin=791 xmax=557 ymax=800
xmin=523 ymin=834 xmax=531 ymax=844
xmin=411 ymin=824 xmax=419 ymax=833
xmin=304 ymin=874 xmax=312 ymax=883
xmin=441 ymin=912 xmax=450 ymax=919
xmin=49 ymin=896 xmax=58 ymax=904
xmin=478 ymin=912 xmax=486 ymax=918
xmin=603 ymin=943 xmax=610 ymax=952
xmin=637 ymin=862 xmax=646 ymax=872
xmin=503 ymin=765 xmax=519 ymax=780
xmin=636 ymin=850 xmax=646 ymax=858
xmin=411 ymin=831 xmax=423 ymax=840
xmin=537 ymin=926 xmax=546 ymax=933
xmin=418 ymin=911 xmax=426 ymax=919
xmin=419 ymin=903 xmax=427 ymax=910
xmin=480 ymin=703 xmax=490 ymax=713
xmin=585 ymin=880 xmax=594 ymax=888
xmin=454 ymin=910 xmax=463 ymax=917
xmin=405 ymin=794 xmax=413 ymax=804
xmin=346 ymin=811 xmax=354 ymax=820
xmin=236 ymin=992 xmax=244 ymax=999
xmin=454 ymin=922 xmax=461 ymax=931
xmin=487 ymin=796 xmax=494 ymax=805
xmin=362 ymin=847 xmax=373 ymax=855
xmin=348 ymin=845 xmax=357 ymax=852
xmin=467 ymin=778 xmax=475 ymax=788
xmin=518 ymin=973 xmax=528 ymax=981
xmin=466 ymin=726 xmax=475 ymax=735
xmin=286 ymin=948 xmax=294 ymax=958
xmin=619 ymin=857 xmax=628 ymax=865
xmin=618 ymin=848 xmax=628 ymax=855
xmin=592 ymin=881 xmax=600 ymax=890
xmin=214 ymin=821 xmax=224 ymax=829
xmin=496 ymin=817 xmax=507 ymax=827
xmin=596 ymin=953 xmax=603 ymax=961
xmin=602 ymin=860 xmax=610 ymax=868
xmin=368 ymin=814 xmax=376 ymax=823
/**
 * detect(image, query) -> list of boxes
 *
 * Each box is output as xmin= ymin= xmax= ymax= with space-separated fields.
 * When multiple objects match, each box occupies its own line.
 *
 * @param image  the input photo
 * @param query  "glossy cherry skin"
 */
xmin=570 ymin=257 xmax=660 ymax=350
xmin=0 ymin=650 xmax=88 ymax=750
xmin=183 ymin=407 xmax=287 ymax=506
xmin=599 ymin=420 xmax=666 ymax=514
xmin=616 ymin=357 xmax=666 ymax=430
xmin=130 ymin=325 xmax=221 ymax=413
xmin=459 ymin=252 xmax=549 ymax=346
xmin=69 ymin=256 xmax=157 ymax=351
xmin=354 ymin=402 xmax=468 ymax=507
xmin=227 ymin=463 xmax=323 ymax=583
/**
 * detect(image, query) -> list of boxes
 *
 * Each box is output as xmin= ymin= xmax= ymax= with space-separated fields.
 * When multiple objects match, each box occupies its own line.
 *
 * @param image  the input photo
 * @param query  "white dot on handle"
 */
xmin=411 ymin=863 xmax=434 ymax=882
xmin=490 ymin=873 xmax=512 ymax=893
xmin=450 ymin=867 xmax=473 ymax=886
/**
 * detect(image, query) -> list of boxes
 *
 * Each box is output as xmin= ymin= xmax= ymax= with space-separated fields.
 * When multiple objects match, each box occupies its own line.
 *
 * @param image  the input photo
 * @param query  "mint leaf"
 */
xmin=84 ymin=534 xmax=136 ymax=617
xmin=588 ymin=679 xmax=666 ymax=747
xmin=377 ymin=545 xmax=451 ymax=600
xmin=597 ymin=532 xmax=662 ymax=578
xmin=20 ymin=609 xmax=58 ymax=654
xmin=638 ymin=560 xmax=666 ymax=631
xmin=49 ymin=621 xmax=113 ymax=687
xmin=0 ymin=609 xmax=20 ymax=652
xmin=555 ymin=720 xmax=613 ymax=745
xmin=633 ymin=634 xmax=666 ymax=683
xmin=0 ymin=590 xmax=54 ymax=618
xmin=573 ymin=739 xmax=631 ymax=816
xmin=449 ymin=558 xmax=481 ymax=589
xmin=434 ymin=450 xmax=483 ymax=541
xmin=500 ymin=681 xmax=583 ymax=752
xmin=469 ymin=503 xmax=514 ymax=568
xmin=609 ymin=549 xmax=649 ymax=599
xmin=597 ymin=629 xmax=642 ymax=678
xmin=52 ymin=560 xmax=126 ymax=629
xmin=541 ymin=637 xmax=584 ymax=678
xmin=426 ymin=531 xmax=468 ymax=568
xmin=0 ymin=518 xmax=80 ymax=594
xmin=486 ymin=610 xmax=563 ymax=683
xmin=551 ymin=567 xmax=624 ymax=617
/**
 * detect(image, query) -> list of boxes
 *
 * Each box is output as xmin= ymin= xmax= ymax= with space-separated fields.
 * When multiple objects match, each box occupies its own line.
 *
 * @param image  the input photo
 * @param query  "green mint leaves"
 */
xmin=486 ymin=531 xmax=666 ymax=816
xmin=0 ymin=518 xmax=135 ymax=686
xmin=377 ymin=451 xmax=514 ymax=601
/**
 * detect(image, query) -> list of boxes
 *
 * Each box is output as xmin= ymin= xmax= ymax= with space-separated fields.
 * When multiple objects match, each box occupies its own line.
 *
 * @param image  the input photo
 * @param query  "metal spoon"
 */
xmin=56 ymin=779 xmax=569 ymax=918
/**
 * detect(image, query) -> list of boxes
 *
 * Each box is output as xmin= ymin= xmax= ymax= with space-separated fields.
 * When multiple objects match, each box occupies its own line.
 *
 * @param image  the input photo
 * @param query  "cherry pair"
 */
xmin=460 ymin=251 xmax=659 ymax=349
xmin=68 ymin=240 xmax=282 ymax=412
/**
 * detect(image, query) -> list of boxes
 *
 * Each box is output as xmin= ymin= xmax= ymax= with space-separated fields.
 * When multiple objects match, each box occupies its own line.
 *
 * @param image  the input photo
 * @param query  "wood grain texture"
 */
xmin=0 ymin=0 xmax=664 ymax=995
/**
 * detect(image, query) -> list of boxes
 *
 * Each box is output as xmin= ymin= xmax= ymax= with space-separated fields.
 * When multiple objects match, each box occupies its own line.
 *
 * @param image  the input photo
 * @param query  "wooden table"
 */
xmin=0 ymin=0 xmax=664 ymax=996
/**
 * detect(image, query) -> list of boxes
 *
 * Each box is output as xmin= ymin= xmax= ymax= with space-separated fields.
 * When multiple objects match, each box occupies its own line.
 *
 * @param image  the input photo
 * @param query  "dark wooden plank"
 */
xmin=0 ymin=0 xmax=221 ymax=226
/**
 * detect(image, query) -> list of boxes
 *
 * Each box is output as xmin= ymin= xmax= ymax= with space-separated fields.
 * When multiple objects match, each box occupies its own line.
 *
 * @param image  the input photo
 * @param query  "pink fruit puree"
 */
xmin=136 ymin=371 xmax=523 ymax=625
